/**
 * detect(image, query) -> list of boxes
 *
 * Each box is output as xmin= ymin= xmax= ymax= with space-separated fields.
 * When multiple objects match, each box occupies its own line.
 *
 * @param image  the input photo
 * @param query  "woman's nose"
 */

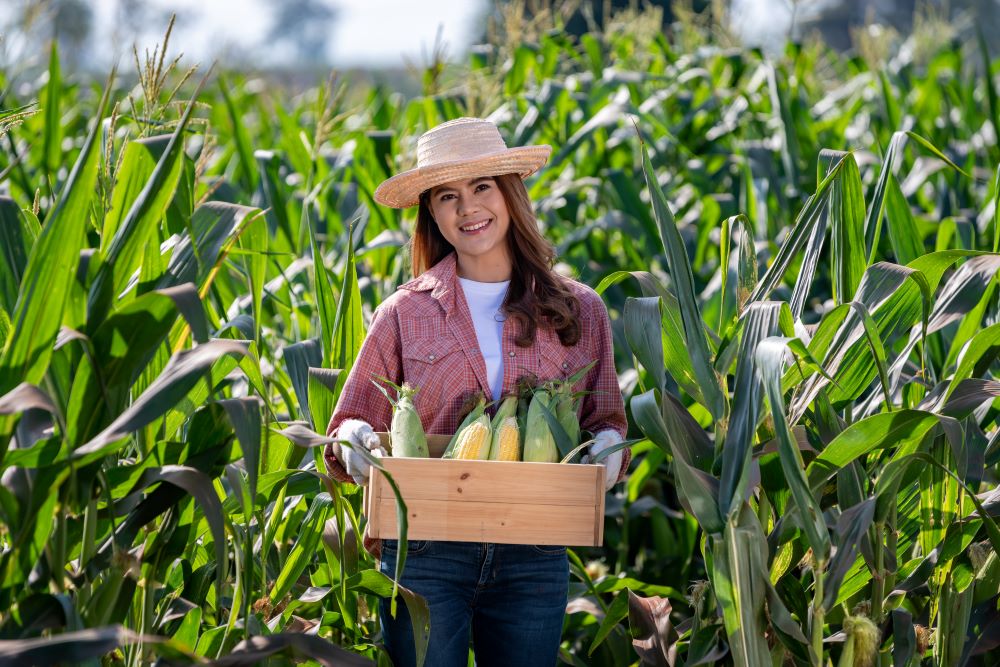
xmin=457 ymin=194 xmax=479 ymax=215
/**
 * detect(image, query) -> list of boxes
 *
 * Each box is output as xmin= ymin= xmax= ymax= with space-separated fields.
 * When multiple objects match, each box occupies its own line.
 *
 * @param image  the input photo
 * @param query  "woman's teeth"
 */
xmin=460 ymin=219 xmax=490 ymax=232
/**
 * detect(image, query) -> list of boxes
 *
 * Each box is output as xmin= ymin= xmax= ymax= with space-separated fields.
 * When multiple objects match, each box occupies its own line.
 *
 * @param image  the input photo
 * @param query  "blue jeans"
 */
xmin=378 ymin=540 xmax=569 ymax=667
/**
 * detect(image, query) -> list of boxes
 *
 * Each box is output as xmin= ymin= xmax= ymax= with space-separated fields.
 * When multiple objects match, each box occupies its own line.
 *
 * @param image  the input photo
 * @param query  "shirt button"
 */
xmin=508 ymin=351 xmax=515 ymax=357
xmin=562 ymin=362 xmax=569 ymax=370
xmin=428 ymin=354 xmax=435 ymax=361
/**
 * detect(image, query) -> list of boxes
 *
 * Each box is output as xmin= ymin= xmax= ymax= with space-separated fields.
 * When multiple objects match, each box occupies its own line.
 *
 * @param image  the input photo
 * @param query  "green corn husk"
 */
xmin=442 ymin=393 xmax=486 ymax=458
xmin=390 ymin=382 xmax=428 ymax=457
xmin=550 ymin=381 xmax=581 ymax=448
xmin=523 ymin=389 xmax=559 ymax=463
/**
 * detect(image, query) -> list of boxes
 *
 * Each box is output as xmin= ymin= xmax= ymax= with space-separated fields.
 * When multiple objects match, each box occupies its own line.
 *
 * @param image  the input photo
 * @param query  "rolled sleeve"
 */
xmin=323 ymin=304 xmax=402 ymax=483
xmin=578 ymin=293 xmax=630 ymax=482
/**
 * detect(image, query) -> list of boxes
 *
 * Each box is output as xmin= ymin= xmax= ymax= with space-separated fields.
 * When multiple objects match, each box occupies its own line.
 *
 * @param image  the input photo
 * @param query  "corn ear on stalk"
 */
xmin=489 ymin=416 xmax=521 ymax=461
xmin=442 ymin=393 xmax=485 ymax=458
xmin=523 ymin=390 xmax=559 ymax=463
xmin=390 ymin=383 xmax=428 ymax=457
xmin=452 ymin=414 xmax=492 ymax=459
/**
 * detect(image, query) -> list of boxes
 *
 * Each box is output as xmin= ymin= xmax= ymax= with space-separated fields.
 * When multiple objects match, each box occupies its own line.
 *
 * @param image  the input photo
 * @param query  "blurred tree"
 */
xmin=795 ymin=0 xmax=1000 ymax=53
xmin=265 ymin=0 xmax=339 ymax=66
xmin=479 ymin=0 xmax=709 ymax=40
xmin=12 ymin=0 xmax=93 ymax=66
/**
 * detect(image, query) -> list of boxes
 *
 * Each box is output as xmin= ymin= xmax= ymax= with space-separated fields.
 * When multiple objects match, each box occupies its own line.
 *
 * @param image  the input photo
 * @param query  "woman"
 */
xmin=324 ymin=117 xmax=629 ymax=667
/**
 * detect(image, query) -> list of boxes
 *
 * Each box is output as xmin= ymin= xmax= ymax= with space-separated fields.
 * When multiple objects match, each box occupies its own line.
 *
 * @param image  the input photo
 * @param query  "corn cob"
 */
xmin=523 ymin=389 xmax=559 ymax=463
xmin=452 ymin=414 xmax=492 ymax=459
xmin=390 ymin=383 xmax=428 ymax=457
xmin=488 ymin=395 xmax=520 ymax=460
xmin=489 ymin=416 xmax=520 ymax=461
xmin=442 ymin=393 xmax=485 ymax=458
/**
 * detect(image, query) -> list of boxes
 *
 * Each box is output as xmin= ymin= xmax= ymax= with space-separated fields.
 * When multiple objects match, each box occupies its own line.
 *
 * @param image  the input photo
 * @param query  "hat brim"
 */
xmin=373 ymin=145 xmax=552 ymax=208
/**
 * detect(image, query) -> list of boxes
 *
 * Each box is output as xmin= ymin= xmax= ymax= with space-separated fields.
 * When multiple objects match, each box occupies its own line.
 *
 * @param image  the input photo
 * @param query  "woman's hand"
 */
xmin=332 ymin=419 xmax=387 ymax=485
xmin=583 ymin=430 xmax=624 ymax=492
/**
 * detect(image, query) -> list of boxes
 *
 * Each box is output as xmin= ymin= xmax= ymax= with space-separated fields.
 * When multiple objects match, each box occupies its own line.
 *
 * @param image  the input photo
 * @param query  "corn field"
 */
xmin=1 ymin=5 xmax=1000 ymax=666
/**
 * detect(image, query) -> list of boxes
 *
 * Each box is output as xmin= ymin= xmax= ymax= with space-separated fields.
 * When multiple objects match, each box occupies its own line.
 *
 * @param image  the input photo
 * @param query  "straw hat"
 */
xmin=373 ymin=117 xmax=551 ymax=209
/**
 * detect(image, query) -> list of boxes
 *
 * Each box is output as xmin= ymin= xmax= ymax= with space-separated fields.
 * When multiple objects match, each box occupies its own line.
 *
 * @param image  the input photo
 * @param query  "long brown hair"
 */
xmin=410 ymin=173 xmax=581 ymax=347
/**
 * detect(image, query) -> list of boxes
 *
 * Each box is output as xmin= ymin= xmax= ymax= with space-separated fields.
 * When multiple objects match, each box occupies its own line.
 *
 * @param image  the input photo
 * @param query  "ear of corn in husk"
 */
xmin=490 ymin=416 xmax=521 ymax=461
xmin=452 ymin=414 xmax=492 ymax=459
xmin=442 ymin=393 xmax=485 ymax=458
xmin=492 ymin=394 xmax=518 ymax=425
xmin=523 ymin=389 xmax=559 ymax=462
xmin=549 ymin=380 xmax=581 ymax=448
xmin=390 ymin=382 xmax=428 ymax=457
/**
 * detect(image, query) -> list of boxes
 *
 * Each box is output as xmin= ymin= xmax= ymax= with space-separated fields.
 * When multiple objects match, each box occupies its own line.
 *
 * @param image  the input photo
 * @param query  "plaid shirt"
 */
xmin=324 ymin=252 xmax=630 ymax=483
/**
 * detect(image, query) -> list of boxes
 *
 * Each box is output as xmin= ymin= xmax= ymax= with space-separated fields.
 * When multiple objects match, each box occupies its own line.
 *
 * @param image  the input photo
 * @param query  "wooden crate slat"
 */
xmin=373 ymin=458 xmax=599 ymax=505
xmin=369 ymin=497 xmax=600 ymax=546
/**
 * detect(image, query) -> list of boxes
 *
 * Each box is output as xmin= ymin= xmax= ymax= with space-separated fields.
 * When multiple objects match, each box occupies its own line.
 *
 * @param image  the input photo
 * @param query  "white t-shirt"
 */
xmin=458 ymin=277 xmax=509 ymax=400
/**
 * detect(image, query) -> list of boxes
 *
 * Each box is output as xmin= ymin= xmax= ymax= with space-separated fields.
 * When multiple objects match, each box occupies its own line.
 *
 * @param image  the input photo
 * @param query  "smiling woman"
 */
xmin=322 ymin=117 xmax=631 ymax=667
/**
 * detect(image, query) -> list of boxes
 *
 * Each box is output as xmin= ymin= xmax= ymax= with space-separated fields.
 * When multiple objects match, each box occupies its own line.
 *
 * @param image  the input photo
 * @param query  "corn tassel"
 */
xmin=489 ymin=416 xmax=520 ymax=461
xmin=452 ymin=414 xmax=492 ymax=459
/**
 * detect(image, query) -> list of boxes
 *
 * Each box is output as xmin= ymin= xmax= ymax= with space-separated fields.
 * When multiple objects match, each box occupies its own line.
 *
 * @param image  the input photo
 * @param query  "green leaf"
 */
xmin=720 ymin=301 xmax=788 ymax=518
xmin=88 ymin=84 xmax=203 ymax=326
xmin=329 ymin=220 xmax=365 ymax=387
xmin=638 ymin=135 xmax=724 ymax=419
xmin=271 ymin=492 xmax=334 ymax=603
xmin=710 ymin=507 xmax=773 ymax=666
xmin=807 ymin=410 xmax=941 ymax=491
xmin=756 ymin=337 xmax=830 ymax=561
xmin=588 ymin=590 xmax=630 ymax=655
xmin=0 ymin=197 xmax=37 ymax=313
xmin=0 ymin=74 xmax=112 ymax=397
xmin=101 ymin=135 xmax=169 ymax=244
xmin=748 ymin=154 xmax=847 ymax=304
xmin=825 ymin=152 xmax=866 ymax=304
xmin=624 ymin=297 xmax=665 ymax=393
xmin=865 ymin=131 xmax=907 ymax=263
xmin=219 ymin=397 xmax=263 ymax=504
xmin=824 ymin=498 xmax=875 ymax=610
xmin=65 ymin=284 xmax=208 ymax=444
xmin=74 ymin=340 xmax=248 ymax=464
xmin=42 ymin=41 xmax=61 ymax=180
xmin=219 ymin=76 xmax=259 ymax=191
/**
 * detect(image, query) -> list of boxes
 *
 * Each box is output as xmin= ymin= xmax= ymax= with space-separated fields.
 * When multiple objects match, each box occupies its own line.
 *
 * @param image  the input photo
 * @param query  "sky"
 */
xmin=0 ymin=0 xmax=791 ymax=70
xmin=64 ymin=0 xmax=483 ymax=68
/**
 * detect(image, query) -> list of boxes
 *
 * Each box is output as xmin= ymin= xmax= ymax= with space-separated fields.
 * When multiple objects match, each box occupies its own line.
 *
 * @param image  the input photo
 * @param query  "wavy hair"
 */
xmin=410 ymin=173 xmax=581 ymax=347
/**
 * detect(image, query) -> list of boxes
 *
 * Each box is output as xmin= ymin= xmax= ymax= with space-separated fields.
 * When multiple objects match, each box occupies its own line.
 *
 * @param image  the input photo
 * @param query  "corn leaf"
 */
xmin=639 ymin=136 xmax=725 ymax=419
xmin=0 ymin=76 xmax=111 ymax=397
xmin=757 ymin=337 xmax=830 ymax=561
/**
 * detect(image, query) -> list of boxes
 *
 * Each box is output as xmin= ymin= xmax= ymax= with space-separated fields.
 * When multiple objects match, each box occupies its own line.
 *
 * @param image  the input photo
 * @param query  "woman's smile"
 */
xmin=458 ymin=217 xmax=492 ymax=233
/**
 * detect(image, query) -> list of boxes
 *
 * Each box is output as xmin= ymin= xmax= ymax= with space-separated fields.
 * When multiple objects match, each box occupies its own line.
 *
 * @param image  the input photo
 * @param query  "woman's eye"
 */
xmin=475 ymin=183 xmax=490 ymax=192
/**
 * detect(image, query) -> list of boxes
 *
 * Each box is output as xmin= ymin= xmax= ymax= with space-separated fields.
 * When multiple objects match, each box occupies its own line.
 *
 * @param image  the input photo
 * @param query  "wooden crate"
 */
xmin=364 ymin=434 xmax=605 ymax=546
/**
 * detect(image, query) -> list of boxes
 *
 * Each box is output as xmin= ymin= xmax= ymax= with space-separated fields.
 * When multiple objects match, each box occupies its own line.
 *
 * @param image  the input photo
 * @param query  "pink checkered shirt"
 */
xmin=324 ymin=252 xmax=629 ymax=484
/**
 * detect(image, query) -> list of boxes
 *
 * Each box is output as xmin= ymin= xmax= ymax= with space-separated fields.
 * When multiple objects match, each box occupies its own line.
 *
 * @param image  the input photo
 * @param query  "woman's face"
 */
xmin=428 ymin=176 xmax=512 ymax=278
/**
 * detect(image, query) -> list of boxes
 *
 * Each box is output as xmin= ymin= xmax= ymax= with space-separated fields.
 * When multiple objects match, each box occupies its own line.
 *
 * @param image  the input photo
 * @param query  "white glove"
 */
xmin=583 ymin=430 xmax=624 ymax=492
xmin=332 ymin=419 xmax=386 ymax=485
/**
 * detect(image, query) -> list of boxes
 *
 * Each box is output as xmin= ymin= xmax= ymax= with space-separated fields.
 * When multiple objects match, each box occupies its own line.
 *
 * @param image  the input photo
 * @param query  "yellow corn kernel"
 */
xmin=491 ymin=416 xmax=520 ymax=461
xmin=453 ymin=416 xmax=491 ymax=460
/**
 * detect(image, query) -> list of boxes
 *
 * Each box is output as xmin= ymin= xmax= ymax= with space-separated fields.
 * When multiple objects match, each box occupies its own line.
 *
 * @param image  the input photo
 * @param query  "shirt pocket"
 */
xmin=401 ymin=336 xmax=467 ymax=416
xmin=537 ymin=338 xmax=595 ymax=386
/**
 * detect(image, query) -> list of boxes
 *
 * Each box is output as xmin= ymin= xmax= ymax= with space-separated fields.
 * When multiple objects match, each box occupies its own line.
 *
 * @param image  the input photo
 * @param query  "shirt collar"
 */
xmin=399 ymin=252 xmax=457 ymax=302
